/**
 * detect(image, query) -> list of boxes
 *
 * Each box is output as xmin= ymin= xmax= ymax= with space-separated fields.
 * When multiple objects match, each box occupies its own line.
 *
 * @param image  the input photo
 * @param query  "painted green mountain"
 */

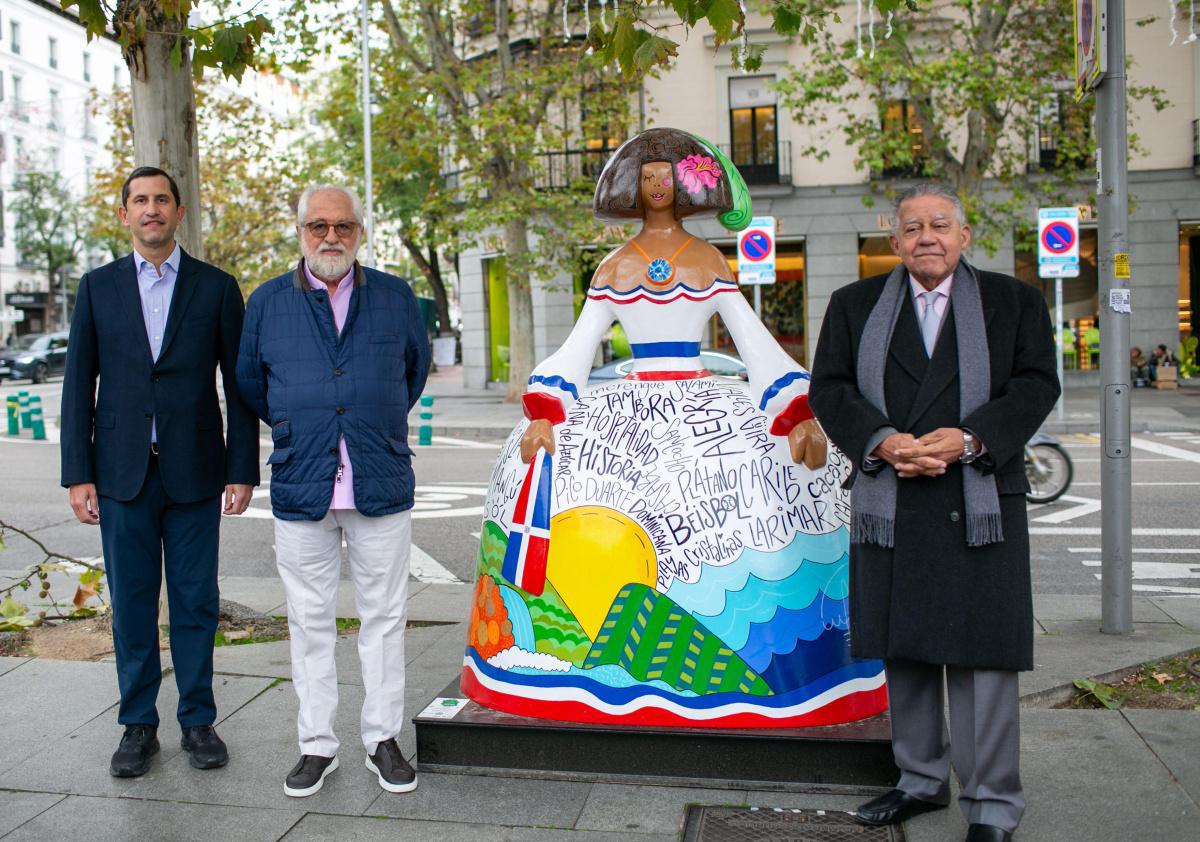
xmin=478 ymin=520 xmax=591 ymax=664
xmin=584 ymin=583 xmax=772 ymax=697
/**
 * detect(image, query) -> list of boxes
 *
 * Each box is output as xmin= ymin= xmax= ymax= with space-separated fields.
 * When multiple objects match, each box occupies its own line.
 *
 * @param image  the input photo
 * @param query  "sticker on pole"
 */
xmin=737 ymin=216 xmax=776 ymax=285
xmin=1038 ymin=207 xmax=1080 ymax=279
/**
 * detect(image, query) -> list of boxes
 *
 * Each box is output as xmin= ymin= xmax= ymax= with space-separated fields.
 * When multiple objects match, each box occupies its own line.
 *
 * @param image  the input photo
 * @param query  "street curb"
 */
xmin=1020 ymin=644 xmax=1200 ymax=708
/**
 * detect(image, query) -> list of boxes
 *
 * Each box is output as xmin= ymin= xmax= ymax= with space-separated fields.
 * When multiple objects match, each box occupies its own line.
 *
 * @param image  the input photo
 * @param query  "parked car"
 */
xmin=589 ymin=349 xmax=748 ymax=385
xmin=0 ymin=331 xmax=70 ymax=383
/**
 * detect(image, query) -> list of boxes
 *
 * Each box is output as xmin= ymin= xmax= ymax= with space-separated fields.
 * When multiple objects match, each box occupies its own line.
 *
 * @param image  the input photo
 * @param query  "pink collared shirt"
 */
xmin=305 ymin=261 xmax=357 ymax=510
xmin=909 ymin=272 xmax=954 ymax=328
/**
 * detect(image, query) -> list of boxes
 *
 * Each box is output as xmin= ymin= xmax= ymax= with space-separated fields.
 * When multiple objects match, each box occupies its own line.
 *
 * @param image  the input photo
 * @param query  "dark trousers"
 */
xmin=99 ymin=454 xmax=221 ymax=729
xmin=886 ymin=659 xmax=1025 ymax=832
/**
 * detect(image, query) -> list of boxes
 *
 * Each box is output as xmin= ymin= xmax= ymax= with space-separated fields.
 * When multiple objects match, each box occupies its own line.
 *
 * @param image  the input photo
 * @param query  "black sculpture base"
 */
xmin=413 ymin=677 xmax=898 ymax=792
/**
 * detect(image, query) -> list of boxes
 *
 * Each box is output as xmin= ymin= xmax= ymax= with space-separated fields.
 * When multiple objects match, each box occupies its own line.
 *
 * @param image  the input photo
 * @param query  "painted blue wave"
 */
xmin=497 ymin=583 xmax=536 ymax=651
xmin=757 ymin=625 xmax=855 ymax=695
xmin=737 ymin=594 xmax=850 ymax=674
xmin=666 ymin=527 xmax=848 ymax=616
xmin=467 ymin=646 xmax=883 ymax=710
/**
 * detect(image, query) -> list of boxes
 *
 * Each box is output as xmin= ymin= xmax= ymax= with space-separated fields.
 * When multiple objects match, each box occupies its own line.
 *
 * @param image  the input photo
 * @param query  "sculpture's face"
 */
xmin=639 ymin=161 xmax=675 ymax=213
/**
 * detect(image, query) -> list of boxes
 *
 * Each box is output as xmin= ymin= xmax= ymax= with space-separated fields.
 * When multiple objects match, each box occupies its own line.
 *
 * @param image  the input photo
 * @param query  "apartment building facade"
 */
xmin=455 ymin=4 xmax=1200 ymax=388
xmin=0 ymin=0 xmax=127 ymax=343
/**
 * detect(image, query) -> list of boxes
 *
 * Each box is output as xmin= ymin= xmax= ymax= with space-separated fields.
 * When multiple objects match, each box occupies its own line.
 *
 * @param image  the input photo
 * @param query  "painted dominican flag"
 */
xmin=502 ymin=449 xmax=553 ymax=596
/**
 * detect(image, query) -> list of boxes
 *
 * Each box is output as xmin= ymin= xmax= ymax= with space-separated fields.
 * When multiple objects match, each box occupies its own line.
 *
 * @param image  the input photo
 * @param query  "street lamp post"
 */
xmin=361 ymin=0 xmax=376 ymax=268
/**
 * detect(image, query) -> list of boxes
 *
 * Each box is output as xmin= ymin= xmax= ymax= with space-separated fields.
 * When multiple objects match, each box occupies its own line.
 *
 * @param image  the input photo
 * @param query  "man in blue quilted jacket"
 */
xmin=237 ymin=185 xmax=430 ymax=798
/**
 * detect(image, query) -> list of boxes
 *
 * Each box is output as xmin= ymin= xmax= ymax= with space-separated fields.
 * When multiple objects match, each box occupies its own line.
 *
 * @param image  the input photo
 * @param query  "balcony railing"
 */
xmin=719 ymin=141 xmax=792 ymax=186
xmin=441 ymin=147 xmax=615 ymax=198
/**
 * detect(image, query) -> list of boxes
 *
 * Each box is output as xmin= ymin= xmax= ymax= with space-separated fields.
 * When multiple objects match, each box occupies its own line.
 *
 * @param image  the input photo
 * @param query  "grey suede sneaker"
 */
xmin=283 ymin=754 xmax=338 ymax=797
xmin=365 ymin=738 xmax=417 ymax=793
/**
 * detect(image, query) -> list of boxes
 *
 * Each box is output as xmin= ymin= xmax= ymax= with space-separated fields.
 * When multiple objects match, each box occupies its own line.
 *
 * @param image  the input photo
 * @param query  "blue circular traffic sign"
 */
xmin=1041 ymin=222 xmax=1076 ymax=254
xmin=740 ymin=230 xmax=772 ymax=262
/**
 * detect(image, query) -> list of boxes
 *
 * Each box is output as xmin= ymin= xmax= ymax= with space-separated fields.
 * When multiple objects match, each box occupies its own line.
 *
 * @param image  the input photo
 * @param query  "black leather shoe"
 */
xmin=366 ymin=738 xmax=418 ymax=793
xmin=966 ymin=823 xmax=1013 ymax=842
xmin=110 ymin=725 xmax=159 ymax=778
xmin=284 ymin=754 xmax=339 ymax=797
xmin=853 ymin=788 xmax=948 ymax=826
xmin=180 ymin=725 xmax=229 ymax=769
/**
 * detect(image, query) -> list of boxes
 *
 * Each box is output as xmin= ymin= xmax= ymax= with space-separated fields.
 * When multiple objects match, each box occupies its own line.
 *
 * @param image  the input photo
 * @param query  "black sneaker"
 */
xmin=366 ymin=738 xmax=417 ymax=793
xmin=110 ymin=725 xmax=159 ymax=778
xmin=180 ymin=725 xmax=229 ymax=770
xmin=284 ymin=754 xmax=339 ymax=797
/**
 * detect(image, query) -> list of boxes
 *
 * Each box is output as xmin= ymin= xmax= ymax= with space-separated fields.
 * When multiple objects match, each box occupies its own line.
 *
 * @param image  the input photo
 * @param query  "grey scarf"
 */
xmin=851 ymin=259 xmax=1003 ymax=548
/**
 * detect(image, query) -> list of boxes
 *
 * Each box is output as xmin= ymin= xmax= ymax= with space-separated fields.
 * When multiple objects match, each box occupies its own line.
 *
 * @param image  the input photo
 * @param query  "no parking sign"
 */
xmin=1038 ymin=207 xmax=1080 ymax=279
xmin=737 ymin=217 xmax=776 ymax=285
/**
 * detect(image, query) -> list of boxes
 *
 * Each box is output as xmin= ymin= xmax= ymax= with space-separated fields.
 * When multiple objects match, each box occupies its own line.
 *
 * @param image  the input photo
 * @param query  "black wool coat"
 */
xmin=809 ymin=269 xmax=1059 ymax=671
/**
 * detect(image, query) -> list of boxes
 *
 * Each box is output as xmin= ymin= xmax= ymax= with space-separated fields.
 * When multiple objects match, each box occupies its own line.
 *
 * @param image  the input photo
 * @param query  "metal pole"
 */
xmin=361 ymin=0 xmax=376 ymax=268
xmin=753 ymin=284 xmax=762 ymax=319
xmin=1097 ymin=0 xmax=1132 ymax=634
xmin=1055 ymin=276 xmax=1064 ymax=420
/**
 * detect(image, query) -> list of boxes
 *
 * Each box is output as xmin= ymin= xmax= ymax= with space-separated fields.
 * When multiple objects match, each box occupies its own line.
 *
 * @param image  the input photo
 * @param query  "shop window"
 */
xmin=1014 ymin=228 xmax=1100 ymax=369
xmin=858 ymin=234 xmax=901 ymax=280
xmin=1181 ymin=224 xmax=1200 ymax=339
xmin=485 ymin=257 xmax=510 ymax=383
xmin=713 ymin=241 xmax=807 ymax=365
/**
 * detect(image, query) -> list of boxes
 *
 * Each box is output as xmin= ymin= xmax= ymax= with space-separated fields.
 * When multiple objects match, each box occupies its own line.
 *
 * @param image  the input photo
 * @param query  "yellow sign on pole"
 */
xmin=1074 ymin=0 xmax=1108 ymax=101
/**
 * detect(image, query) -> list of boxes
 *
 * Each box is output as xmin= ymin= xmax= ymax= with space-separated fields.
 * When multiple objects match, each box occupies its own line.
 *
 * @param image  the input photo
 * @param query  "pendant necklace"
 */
xmin=630 ymin=236 xmax=694 ymax=286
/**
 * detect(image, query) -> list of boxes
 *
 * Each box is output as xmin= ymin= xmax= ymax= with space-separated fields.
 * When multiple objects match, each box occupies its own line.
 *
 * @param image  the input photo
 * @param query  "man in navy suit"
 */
xmin=61 ymin=167 xmax=259 ymax=777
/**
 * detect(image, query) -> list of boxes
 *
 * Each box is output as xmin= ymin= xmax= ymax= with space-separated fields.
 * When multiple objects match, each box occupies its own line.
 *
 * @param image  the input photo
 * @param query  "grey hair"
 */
xmin=296 ymin=184 xmax=365 ymax=227
xmin=892 ymin=183 xmax=967 ymax=232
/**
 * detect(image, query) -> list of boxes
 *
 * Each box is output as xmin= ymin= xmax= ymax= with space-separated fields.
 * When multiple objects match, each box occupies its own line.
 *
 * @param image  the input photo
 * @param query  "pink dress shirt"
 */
xmin=305 ymin=262 xmax=357 ymax=510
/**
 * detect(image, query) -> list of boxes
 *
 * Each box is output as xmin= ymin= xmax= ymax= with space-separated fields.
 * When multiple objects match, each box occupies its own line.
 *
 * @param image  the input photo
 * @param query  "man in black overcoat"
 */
xmin=809 ymin=184 xmax=1059 ymax=842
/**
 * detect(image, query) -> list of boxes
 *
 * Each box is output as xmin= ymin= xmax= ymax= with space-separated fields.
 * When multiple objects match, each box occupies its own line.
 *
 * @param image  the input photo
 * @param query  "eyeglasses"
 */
xmin=302 ymin=220 xmax=359 ymax=238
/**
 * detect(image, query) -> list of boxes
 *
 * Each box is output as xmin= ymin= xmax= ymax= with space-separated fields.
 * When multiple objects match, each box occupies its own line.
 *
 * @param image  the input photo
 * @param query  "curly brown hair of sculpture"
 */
xmin=592 ymin=128 xmax=734 ymax=223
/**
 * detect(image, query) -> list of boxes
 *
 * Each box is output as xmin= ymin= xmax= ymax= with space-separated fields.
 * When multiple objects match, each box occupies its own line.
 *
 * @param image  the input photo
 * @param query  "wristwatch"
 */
xmin=961 ymin=429 xmax=980 ymax=464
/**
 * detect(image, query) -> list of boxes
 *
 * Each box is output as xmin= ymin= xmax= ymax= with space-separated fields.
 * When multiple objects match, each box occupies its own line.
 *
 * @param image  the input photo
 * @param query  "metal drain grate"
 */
xmin=682 ymin=805 xmax=907 ymax=842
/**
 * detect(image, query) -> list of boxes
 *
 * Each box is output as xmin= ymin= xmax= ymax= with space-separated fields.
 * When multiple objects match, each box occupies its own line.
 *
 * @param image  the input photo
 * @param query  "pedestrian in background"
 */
xmin=809 ymin=183 xmax=1059 ymax=842
xmin=60 ymin=166 xmax=259 ymax=778
xmin=237 ymin=185 xmax=431 ymax=798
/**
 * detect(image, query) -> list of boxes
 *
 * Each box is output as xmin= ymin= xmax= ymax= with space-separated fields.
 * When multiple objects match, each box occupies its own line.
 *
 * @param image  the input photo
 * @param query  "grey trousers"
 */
xmin=886 ymin=659 xmax=1025 ymax=832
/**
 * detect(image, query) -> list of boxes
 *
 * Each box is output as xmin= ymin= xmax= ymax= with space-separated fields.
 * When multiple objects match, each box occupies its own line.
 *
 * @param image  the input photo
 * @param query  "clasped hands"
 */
xmin=520 ymin=417 xmax=828 ymax=470
xmin=872 ymin=428 xmax=964 ymax=479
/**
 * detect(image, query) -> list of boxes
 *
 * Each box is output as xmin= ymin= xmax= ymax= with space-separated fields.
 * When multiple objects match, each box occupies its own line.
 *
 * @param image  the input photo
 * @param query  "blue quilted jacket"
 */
xmin=236 ymin=262 xmax=431 ymax=521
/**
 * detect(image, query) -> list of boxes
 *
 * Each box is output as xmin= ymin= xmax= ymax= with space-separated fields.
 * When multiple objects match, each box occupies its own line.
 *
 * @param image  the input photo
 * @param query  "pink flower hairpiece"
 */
xmin=676 ymin=154 xmax=722 ymax=195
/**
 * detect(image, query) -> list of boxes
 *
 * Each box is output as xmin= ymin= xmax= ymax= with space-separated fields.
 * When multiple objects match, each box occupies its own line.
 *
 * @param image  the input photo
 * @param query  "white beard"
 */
xmin=304 ymin=243 xmax=357 ymax=280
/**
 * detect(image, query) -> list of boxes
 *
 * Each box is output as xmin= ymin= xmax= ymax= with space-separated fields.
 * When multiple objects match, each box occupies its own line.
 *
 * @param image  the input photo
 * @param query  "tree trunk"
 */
xmin=118 ymin=1 xmax=203 ymax=258
xmin=402 ymin=235 xmax=453 ymax=337
xmin=503 ymin=217 xmax=535 ymax=402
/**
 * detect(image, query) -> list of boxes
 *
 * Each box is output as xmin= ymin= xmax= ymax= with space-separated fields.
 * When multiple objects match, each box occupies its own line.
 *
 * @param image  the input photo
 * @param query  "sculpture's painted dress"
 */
xmin=463 ymin=276 xmax=887 ymax=727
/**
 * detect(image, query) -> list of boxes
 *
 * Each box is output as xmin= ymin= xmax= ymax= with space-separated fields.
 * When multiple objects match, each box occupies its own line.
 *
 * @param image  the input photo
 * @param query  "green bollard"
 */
xmin=5 ymin=395 xmax=17 ymax=436
xmin=417 ymin=395 xmax=433 ymax=446
xmin=28 ymin=395 xmax=46 ymax=441
xmin=18 ymin=390 xmax=30 ymax=430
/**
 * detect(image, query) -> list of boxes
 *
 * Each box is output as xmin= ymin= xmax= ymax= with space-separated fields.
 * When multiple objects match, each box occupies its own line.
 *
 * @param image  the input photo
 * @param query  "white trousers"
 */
xmin=275 ymin=509 xmax=411 ymax=757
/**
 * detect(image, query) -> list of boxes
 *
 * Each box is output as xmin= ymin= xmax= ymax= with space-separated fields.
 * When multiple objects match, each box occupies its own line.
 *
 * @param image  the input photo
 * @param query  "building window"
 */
xmin=728 ymin=75 xmax=781 ymax=186
xmin=83 ymin=53 xmax=91 ymax=82
xmin=49 ymin=89 xmax=60 ymax=130
xmin=113 ymin=65 xmax=121 ymax=89
xmin=10 ymin=20 xmax=20 ymax=55
xmin=13 ymin=75 xmax=26 ymax=122
xmin=1029 ymin=91 xmax=1091 ymax=173
xmin=0 ymin=70 xmax=4 ymax=102
xmin=877 ymin=99 xmax=929 ymax=177
xmin=83 ymin=105 xmax=95 ymax=140
xmin=48 ymin=37 xmax=57 ymax=69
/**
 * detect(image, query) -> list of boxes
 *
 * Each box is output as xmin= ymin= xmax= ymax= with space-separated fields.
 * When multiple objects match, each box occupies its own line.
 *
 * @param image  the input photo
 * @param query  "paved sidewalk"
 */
xmin=1 ymin=579 xmax=1198 ymax=841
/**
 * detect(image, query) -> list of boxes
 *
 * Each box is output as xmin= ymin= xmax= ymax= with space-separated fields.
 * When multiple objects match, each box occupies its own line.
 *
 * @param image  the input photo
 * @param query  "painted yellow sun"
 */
xmin=546 ymin=506 xmax=658 ymax=641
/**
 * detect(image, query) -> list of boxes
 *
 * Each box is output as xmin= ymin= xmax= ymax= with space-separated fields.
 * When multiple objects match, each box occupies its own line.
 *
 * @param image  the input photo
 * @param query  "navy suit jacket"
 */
xmin=60 ymin=249 xmax=259 ymax=503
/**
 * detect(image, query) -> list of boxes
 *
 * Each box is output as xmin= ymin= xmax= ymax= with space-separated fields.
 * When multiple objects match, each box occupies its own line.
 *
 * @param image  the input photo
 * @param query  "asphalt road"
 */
xmin=3 ymin=378 xmax=1199 ymax=603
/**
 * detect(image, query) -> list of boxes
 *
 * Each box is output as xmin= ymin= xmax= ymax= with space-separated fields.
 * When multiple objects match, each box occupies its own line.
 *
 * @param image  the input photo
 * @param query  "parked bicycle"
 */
xmin=1025 ymin=432 xmax=1073 ymax=504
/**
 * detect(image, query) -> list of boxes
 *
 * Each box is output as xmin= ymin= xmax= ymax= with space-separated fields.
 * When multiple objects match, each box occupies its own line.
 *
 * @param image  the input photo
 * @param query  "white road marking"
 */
xmin=231 ymin=483 xmax=488 ymax=521
xmin=1130 ymin=436 xmax=1200 ymax=464
xmin=1069 ymin=547 xmax=1200 ymax=554
xmin=428 ymin=436 xmax=502 ymax=449
xmin=1081 ymin=561 xmax=1200 ymax=578
xmin=1031 ymin=495 xmax=1102 ymax=523
xmin=1072 ymin=482 xmax=1200 ymax=486
xmin=1130 ymin=584 xmax=1200 ymax=595
xmin=1031 ymin=527 xmax=1200 ymax=536
xmin=410 ymin=544 xmax=463 ymax=583
xmin=1070 ymin=457 xmax=1180 ymax=463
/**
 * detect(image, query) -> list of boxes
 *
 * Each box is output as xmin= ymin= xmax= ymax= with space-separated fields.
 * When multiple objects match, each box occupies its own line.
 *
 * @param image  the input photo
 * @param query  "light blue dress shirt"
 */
xmin=133 ymin=243 xmax=181 ymax=443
